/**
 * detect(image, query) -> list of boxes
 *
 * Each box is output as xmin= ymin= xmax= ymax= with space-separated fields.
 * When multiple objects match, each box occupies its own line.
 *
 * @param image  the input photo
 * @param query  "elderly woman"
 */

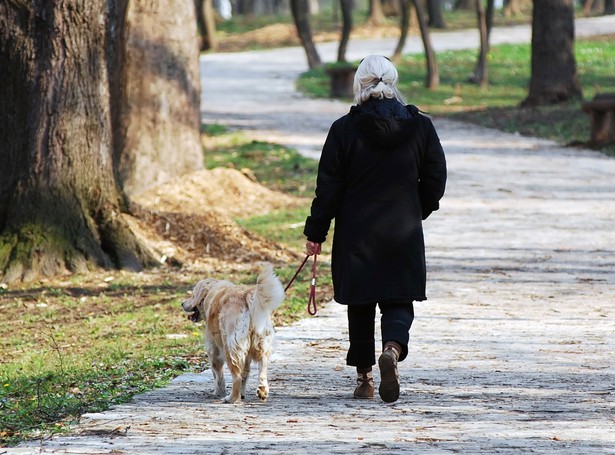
xmin=303 ymin=55 xmax=447 ymax=403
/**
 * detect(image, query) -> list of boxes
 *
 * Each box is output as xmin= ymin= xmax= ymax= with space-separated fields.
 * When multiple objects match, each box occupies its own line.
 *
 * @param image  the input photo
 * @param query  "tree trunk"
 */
xmin=455 ymin=0 xmax=475 ymax=9
xmin=290 ymin=0 xmax=322 ymax=68
xmin=118 ymin=0 xmax=203 ymax=196
xmin=522 ymin=0 xmax=582 ymax=106
xmin=504 ymin=0 xmax=521 ymax=16
xmin=367 ymin=0 xmax=387 ymax=26
xmin=427 ymin=0 xmax=447 ymax=28
xmin=470 ymin=0 xmax=489 ymax=87
xmin=0 ymin=0 xmax=202 ymax=283
xmin=393 ymin=0 xmax=411 ymax=61
xmin=605 ymin=0 xmax=614 ymax=14
xmin=412 ymin=0 xmax=439 ymax=89
xmin=195 ymin=0 xmax=218 ymax=51
xmin=337 ymin=0 xmax=354 ymax=62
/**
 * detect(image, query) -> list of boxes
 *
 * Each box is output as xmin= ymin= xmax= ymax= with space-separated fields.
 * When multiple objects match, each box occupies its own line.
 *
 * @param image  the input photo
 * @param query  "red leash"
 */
xmin=285 ymin=253 xmax=319 ymax=315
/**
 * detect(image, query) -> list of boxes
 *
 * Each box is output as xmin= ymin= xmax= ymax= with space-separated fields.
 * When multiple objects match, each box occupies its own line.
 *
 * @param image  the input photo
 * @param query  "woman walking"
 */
xmin=304 ymin=55 xmax=447 ymax=403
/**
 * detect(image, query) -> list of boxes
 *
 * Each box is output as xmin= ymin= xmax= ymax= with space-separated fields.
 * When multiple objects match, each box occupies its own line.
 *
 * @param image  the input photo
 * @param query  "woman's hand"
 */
xmin=305 ymin=241 xmax=321 ymax=256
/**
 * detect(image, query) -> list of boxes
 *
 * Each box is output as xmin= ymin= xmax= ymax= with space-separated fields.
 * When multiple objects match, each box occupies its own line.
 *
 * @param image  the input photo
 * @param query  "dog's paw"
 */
xmin=257 ymin=386 xmax=268 ymax=401
xmin=223 ymin=394 xmax=243 ymax=404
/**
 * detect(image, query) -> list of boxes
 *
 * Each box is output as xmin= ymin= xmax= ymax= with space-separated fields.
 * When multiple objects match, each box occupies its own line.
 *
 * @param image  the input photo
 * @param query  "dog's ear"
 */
xmin=183 ymin=279 xmax=210 ymax=310
xmin=190 ymin=278 xmax=214 ymax=307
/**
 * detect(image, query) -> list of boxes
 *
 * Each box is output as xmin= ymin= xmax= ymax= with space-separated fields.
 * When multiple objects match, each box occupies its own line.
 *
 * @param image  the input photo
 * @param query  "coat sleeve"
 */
xmin=418 ymin=117 xmax=447 ymax=220
xmin=303 ymin=121 xmax=347 ymax=243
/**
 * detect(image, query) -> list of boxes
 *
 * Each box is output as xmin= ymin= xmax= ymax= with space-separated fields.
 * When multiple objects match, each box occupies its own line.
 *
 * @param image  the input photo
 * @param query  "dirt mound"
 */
xmin=129 ymin=168 xmax=304 ymax=267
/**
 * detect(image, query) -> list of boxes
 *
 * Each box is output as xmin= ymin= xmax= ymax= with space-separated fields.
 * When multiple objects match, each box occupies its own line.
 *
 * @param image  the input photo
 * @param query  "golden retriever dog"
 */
xmin=182 ymin=263 xmax=284 ymax=404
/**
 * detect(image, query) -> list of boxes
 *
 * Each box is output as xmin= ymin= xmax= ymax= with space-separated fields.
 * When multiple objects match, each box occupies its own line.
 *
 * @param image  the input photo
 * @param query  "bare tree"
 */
xmin=195 ymin=0 xmax=218 ymax=51
xmin=290 ymin=0 xmax=322 ymax=68
xmin=0 ymin=0 xmax=202 ymax=283
xmin=455 ymin=0 xmax=474 ymax=9
xmin=412 ymin=0 xmax=439 ymax=88
xmin=367 ymin=0 xmax=387 ymax=26
xmin=392 ymin=0 xmax=411 ymax=61
xmin=469 ymin=0 xmax=494 ymax=87
xmin=522 ymin=0 xmax=582 ymax=106
xmin=428 ymin=0 xmax=447 ymax=28
xmin=337 ymin=0 xmax=353 ymax=62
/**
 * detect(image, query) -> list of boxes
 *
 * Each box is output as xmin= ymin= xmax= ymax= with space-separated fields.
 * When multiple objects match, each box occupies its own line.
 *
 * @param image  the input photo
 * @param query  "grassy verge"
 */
xmin=297 ymin=35 xmax=615 ymax=156
xmin=1 ymin=129 xmax=326 ymax=447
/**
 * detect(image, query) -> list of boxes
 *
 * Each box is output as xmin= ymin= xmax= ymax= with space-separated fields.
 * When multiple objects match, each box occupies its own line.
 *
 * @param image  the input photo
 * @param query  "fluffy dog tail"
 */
xmin=250 ymin=263 xmax=285 ymax=334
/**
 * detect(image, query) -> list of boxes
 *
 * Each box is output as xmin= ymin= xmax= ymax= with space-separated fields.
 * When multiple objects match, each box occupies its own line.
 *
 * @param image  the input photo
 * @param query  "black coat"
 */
xmin=304 ymin=98 xmax=447 ymax=305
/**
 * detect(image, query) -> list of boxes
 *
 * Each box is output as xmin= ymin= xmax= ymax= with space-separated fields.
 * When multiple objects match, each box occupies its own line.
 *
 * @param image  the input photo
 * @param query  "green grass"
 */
xmin=297 ymin=36 xmax=615 ymax=155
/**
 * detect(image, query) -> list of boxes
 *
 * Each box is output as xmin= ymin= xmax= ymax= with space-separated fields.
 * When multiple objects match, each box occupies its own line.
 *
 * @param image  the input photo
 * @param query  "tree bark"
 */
xmin=522 ymin=0 xmax=582 ymax=106
xmin=0 ymin=0 xmax=201 ymax=283
xmin=337 ymin=0 xmax=353 ymax=62
xmin=455 ymin=0 xmax=475 ymax=9
xmin=118 ymin=0 xmax=203 ymax=196
xmin=411 ymin=0 xmax=439 ymax=89
xmin=393 ymin=0 xmax=411 ymax=61
xmin=290 ymin=0 xmax=322 ymax=68
xmin=470 ymin=0 xmax=489 ymax=87
xmin=605 ymin=0 xmax=614 ymax=14
xmin=427 ymin=0 xmax=447 ymax=28
xmin=195 ymin=0 xmax=218 ymax=51
xmin=367 ymin=0 xmax=387 ymax=26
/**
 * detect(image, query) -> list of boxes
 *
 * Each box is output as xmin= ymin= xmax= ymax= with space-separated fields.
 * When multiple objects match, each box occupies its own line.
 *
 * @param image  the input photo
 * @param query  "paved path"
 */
xmin=14 ymin=17 xmax=615 ymax=454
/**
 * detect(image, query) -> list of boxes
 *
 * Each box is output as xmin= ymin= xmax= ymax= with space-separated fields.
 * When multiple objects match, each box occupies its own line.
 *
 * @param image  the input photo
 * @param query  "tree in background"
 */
xmin=392 ymin=0 xmax=411 ymax=60
xmin=522 ymin=0 xmax=582 ymax=106
xmin=427 ymin=0 xmax=447 ymax=28
xmin=469 ymin=0 xmax=494 ymax=87
xmin=196 ymin=0 xmax=218 ymax=51
xmin=412 ymin=0 xmax=439 ymax=88
xmin=0 ymin=0 xmax=202 ymax=283
xmin=291 ymin=0 xmax=322 ymax=68
xmin=367 ymin=0 xmax=387 ymax=25
xmin=337 ymin=0 xmax=353 ymax=62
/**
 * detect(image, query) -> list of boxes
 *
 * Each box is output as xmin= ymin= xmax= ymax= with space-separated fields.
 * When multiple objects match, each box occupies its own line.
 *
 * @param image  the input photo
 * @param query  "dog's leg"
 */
xmin=240 ymin=355 xmax=251 ymax=400
xmin=207 ymin=341 xmax=226 ymax=398
xmin=224 ymin=351 xmax=245 ymax=404
xmin=256 ymin=355 xmax=270 ymax=401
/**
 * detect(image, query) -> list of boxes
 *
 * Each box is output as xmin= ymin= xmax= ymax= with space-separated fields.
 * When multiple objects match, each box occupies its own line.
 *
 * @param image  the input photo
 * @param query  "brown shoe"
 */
xmin=378 ymin=344 xmax=400 ymax=403
xmin=354 ymin=370 xmax=374 ymax=399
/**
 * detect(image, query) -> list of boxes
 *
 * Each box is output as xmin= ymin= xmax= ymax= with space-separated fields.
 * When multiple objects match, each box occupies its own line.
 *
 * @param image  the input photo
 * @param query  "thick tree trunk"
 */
xmin=367 ymin=0 xmax=387 ymax=26
xmin=0 ymin=0 xmax=201 ymax=283
xmin=0 ymin=0 xmax=157 ymax=282
xmin=605 ymin=0 xmax=614 ymax=14
xmin=337 ymin=0 xmax=353 ymax=62
xmin=412 ymin=0 xmax=439 ymax=89
xmin=427 ymin=0 xmax=447 ymax=28
xmin=290 ymin=0 xmax=322 ymax=68
xmin=118 ymin=0 xmax=202 ymax=195
xmin=523 ymin=0 xmax=582 ymax=106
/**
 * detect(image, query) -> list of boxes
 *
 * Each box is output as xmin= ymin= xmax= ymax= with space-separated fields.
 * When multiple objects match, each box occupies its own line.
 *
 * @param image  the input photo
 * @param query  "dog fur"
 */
xmin=181 ymin=263 xmax=285 ymax=404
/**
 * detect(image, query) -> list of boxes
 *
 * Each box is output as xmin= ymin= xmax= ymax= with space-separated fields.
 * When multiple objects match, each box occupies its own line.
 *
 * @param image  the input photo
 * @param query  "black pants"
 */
xmin=346 ymin=301 xmax=414 ymax=369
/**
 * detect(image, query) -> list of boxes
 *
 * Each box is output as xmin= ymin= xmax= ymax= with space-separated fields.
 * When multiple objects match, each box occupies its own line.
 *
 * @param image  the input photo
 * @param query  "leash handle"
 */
xmin=308 ymin=253 xmax=318 ymax=316
xmin=284 ymin=251 xmax=319 ymax=316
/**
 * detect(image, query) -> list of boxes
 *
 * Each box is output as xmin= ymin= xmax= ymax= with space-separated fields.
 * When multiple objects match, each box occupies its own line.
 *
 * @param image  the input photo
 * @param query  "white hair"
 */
xmin=353 ymin=55 xmax=406 ymax=105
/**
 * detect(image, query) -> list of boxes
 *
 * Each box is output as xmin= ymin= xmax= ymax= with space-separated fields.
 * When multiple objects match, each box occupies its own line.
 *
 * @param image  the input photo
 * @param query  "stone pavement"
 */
xmin=13 ymin=17 xmax=615 ymax=455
